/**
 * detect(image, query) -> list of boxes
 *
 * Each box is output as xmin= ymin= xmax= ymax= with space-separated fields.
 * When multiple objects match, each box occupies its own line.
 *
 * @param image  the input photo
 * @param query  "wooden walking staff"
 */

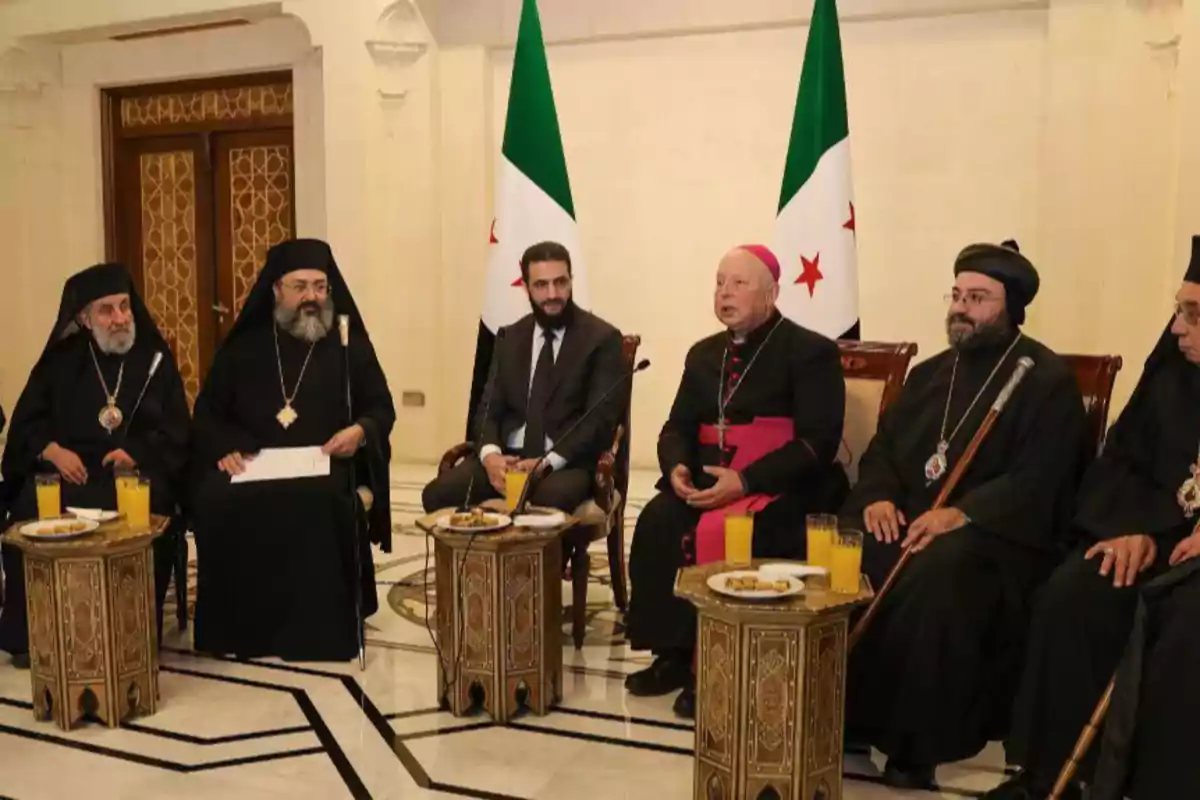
xmin=1048 ymin=678 xmax=1115 ymax=800
xmin=848 ymin=356 xmax=1036 ymax=652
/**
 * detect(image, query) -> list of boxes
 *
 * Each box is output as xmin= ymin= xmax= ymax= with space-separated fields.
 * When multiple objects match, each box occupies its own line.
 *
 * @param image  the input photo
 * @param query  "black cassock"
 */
xmin=191 ymin=323 xmax=394 ymax=661
xmin=0 ymin=326 xmax=189 ymax=655
xmin=842 ymin=331 xmax=1086 ymax=766
xmin=625 ymin=311 xmax=848 ymax=653
xmin=1004 ymin=327 xmax=1200 ymax=793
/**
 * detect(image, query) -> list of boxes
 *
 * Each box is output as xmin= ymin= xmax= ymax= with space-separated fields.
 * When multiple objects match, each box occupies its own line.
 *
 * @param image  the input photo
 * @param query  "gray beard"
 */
xmin=94 ymin=319 xmax=136 ymax=355
xmin=275 ymin=299 xmax=334 ymax=342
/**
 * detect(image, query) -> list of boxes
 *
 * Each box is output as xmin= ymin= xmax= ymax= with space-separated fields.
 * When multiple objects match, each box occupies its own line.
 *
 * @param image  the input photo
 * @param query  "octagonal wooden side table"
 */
xmin=417 ymin=506 xmax=575 ymax=723
xmin=676 ymin=560 xmax=873 ymax=800
xmin=3 ymin=514 xmax=170 ymax=731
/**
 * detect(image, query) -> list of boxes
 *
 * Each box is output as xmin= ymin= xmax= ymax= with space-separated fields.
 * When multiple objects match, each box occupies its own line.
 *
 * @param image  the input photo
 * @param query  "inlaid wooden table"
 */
xmin=3 ymin=514 xmax=170 ymax=731
xmin=676 ymin=560 xmax=874 ymax=800
xmin=417 ymin=503 xmax=576 ymax=723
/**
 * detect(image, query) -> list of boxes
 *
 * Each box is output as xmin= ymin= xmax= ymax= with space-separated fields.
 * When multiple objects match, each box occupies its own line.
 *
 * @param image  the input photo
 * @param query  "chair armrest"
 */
xmin=593 ymin=424 xmax=624 ymax=512
xmin=439 ymin=442 xmax=476 ymax=475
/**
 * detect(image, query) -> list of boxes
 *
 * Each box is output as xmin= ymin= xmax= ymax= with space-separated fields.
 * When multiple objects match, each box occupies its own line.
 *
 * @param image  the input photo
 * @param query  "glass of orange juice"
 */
xmin=35 ymin=474 xmax=61 ymax=520
xmin=128 ymin=477 xmax=152 ymax=528
xmin=830 ymin=529 xmax=864 ymax=594
xmin=115 ymin=469 xmax=139 ymax=518
xmin=724 ymin=513 xmax=754 ymax=566
xmin=505 ymin=470 xmax=529 ymax=511
xmin=806 ymin=513 xmax=837 ymax=571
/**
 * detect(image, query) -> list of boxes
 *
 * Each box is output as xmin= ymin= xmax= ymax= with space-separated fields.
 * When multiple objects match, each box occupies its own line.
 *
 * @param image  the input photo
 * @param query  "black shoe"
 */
xmin=882 ymin=758 xmax=937 ymax=791
xmin=982 ymin=771 xmax=1066 ymax=800
xmin=672 ymin=682 xmax=695 ymax=719
xmin=10 ymin=653 xmax=29 ymax=670
xmin=624 ymin=654 xmax=690 ymax=697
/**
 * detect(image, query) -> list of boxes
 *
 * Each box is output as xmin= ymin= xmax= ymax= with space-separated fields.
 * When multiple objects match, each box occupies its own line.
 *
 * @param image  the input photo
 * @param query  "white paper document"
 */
xmin=229 ymin=446 xmax=331 ymax=484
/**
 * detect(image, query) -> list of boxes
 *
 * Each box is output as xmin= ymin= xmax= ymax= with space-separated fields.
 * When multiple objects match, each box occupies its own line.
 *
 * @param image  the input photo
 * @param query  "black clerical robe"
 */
xmin=843 ymin=332 xmax=1086 ymax=766
xmin=0 ymin=335 xmax=189 ymax=655
xmin=1003 ymin=344 xmax=1200 ymax=790
xmin=191 ymin=324 xmax=394 ymax=662
xmin=625 ymin=311 xmax=848 ymax=653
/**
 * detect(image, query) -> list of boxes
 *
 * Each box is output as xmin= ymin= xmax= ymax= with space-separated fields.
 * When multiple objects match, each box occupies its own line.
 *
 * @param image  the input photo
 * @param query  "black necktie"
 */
xmin=523 ymin=329 xmax=556 ymax=459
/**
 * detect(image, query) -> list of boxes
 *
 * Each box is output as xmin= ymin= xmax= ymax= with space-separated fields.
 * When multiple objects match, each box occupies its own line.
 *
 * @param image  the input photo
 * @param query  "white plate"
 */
xmin=435 ymin=512 xmax=512 ymax=533
xmin=513 ymin=512 xmax=566 ymax=529
xmin=759 ymin=563 xmax=828 ymax=579
xmin=66 ymin=508 xmax=119 ymax=522
xmin=707 ymin=570 xmax=804 ymax=601
xmin=19 ymin=518 xmax=100 ymax=540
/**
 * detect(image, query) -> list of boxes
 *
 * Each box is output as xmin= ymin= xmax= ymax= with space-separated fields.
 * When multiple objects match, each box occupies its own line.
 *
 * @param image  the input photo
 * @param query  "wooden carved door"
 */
xmin=104 ymin=72 xmax=295 ymax=405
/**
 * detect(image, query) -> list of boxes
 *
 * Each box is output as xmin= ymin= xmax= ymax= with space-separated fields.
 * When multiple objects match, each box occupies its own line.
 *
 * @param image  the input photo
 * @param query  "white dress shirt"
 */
xmin=479 ymin=324 xmax=568 ymax=472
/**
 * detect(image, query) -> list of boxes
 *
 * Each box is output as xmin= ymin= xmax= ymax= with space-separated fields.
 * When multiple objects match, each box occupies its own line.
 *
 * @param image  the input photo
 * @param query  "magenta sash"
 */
xmin=693 ymin=416 xmax=794 ymax=565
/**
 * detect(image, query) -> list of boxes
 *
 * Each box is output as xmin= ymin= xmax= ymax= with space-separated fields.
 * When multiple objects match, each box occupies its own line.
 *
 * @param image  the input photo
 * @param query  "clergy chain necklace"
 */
xmin=273 ymin=324 xmax=317 ymax=430
xmin=89 ymin=342 xmax=126 ymax=434
xmin=924 ymin=332 xmax=1023 ymax=485
xmin=716 ymin=316 xmax=785 ymax=452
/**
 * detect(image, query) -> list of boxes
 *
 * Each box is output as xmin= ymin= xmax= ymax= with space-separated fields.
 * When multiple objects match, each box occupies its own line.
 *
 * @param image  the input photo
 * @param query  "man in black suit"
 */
xmin=423 ymin=241 xmax=624 ymax=513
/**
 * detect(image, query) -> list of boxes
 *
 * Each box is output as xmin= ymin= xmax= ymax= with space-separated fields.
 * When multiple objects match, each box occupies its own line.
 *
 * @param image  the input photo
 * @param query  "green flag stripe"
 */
xmin=778 ymin=0 xmax=849 ymax=212
xmin=501 ymin=0 xmax=576 ymax=219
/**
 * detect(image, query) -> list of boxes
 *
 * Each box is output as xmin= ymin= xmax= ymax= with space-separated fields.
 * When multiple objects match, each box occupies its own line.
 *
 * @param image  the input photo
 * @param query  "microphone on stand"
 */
xmin=120 ymin=351 xmax=164 ymax=443
xmin=337 ymin=314 xmax=366 ymax=672
xmin=513 ymin=358 xmax=650 ymax=515
xmin=460 ymin=326 xmax=509 ymax=512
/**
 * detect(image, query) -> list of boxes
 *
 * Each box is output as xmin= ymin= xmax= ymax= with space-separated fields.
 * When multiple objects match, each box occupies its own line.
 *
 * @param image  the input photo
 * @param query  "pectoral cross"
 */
xmin=1179 ymin=460 xmax=1200 ymax=519
xmin=716 ymin=416 xmax=728 ymax=453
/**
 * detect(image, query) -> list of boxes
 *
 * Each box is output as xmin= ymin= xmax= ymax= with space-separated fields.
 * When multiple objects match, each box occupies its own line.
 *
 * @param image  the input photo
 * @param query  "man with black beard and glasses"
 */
xmin=190 ymin=239 xmax=395 ymax=662
xmin=423 ymin=241 xmax=623 ymax=514
xmin=0 ymin=263 xmax=189 ymax=668
xmin=841 ymin=241 xmax=1086 ymax=789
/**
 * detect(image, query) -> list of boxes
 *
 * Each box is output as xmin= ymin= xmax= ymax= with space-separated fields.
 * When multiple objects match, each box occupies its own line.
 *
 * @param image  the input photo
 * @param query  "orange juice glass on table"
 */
xmin=128 ymin=477 xmax=152 ymax=529
xmin=806 ymin=513 xmax=837 ymax=571
xmin=505 ymin=470 xmax=529 ymax=511
xmin=830 ymin=529 xmax=864 ymax=594
xmin=724 ymin=512 xmax=754 ymax=566
xmin=115 ymin=469 xmax=139 ymax=518
xmin=35 ymin=474 xmax=61 ymax=520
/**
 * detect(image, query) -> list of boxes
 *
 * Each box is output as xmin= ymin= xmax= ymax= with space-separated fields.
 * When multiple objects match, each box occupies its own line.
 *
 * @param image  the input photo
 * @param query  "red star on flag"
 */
xmin=512 ymin=261 xmax=525 ymax=287
xmin=843 ymin=202 xmax=856 ymax=234
xmin=796 ymin=252 xmax=823 ymax=297
xmin=489 ymin=219 xmax=499 ymax=244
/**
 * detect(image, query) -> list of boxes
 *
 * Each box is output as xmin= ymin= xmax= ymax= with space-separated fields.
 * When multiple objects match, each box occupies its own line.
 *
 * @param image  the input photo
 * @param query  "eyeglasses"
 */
xmin=281 ymin=280 xmax=330 ymax=297
xmin=1175 ymin=303 xmax=1200 ymax=327
xmin=944 ymin=289 xmax=1001 ymax=308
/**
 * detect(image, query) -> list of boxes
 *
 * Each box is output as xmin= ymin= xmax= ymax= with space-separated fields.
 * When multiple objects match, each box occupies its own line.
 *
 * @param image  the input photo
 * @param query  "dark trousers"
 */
xmin=422 ymin=456 xmax=592 ymax=514
xmin=1005 ymin=548 xmax=1147 ymax=782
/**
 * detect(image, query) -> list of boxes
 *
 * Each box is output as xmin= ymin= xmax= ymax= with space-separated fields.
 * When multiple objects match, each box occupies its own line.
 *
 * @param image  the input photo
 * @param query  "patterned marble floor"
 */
xmin=0 ymin=464 xmax=1013 ymax=799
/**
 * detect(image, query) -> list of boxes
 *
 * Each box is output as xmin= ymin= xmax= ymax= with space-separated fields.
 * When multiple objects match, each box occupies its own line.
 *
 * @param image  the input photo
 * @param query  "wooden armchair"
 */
xmin=436 ymin=334 xmax=642 ymax=649
xmin=837 ymin=341 xmax=919 ymax=484
xmin=1061 ymin=354 xmax=1124 ymax=458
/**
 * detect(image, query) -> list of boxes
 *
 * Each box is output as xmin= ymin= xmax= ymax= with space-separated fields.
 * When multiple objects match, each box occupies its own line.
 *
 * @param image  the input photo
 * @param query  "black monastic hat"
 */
xmin=954 ymin=239 xmax=1040 ymax=325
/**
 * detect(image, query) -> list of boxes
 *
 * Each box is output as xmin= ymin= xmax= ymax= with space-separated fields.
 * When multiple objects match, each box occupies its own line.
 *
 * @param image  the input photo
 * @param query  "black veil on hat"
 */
xmin=3 ymin=262 xmax=178 ymax=500
xmin=220 ymin=238 xmax=370 ymax=350
xmin=954 ymin=239 xmax=1040 ymax=325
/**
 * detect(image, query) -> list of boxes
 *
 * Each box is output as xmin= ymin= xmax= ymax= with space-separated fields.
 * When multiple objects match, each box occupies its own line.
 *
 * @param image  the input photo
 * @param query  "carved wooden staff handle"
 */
xmin=848 ymin=356 xmax=1035 ymax=652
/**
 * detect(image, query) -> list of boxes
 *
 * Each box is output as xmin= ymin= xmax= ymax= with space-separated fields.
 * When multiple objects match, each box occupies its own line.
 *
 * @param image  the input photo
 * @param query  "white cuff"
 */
xmin=545 ymin=451 xmax=567 ymax=473
xmin=479 ymin=444 xmax=502 ymax=463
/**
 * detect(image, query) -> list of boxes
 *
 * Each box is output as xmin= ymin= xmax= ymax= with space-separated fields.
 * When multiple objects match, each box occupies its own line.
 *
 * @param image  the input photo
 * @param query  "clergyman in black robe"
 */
xmin=0 ymin=263 xmax=190 ymax=668
xmin=624 ymin=245 xmax=848 ymax=718
xmin=842 ymin=241 xmax=1086 ymax=789
xmin=988 ymin=239 xmax=1200 ymax=800
xmin=191 ymin=239 xmax=395 ymax=662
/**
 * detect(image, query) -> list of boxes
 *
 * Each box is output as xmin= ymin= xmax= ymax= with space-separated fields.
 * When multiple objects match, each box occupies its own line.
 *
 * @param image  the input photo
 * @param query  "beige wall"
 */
xmin=0 ymin=0 xmax=1194 ymax=471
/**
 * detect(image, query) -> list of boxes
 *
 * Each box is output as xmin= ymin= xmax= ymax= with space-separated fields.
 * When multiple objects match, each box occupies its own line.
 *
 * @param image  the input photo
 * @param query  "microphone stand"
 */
xmin=120 ymin=351 xmax=164 ymax=444
xmin=338 ymin=315 xmax=366 ymax=672
xmin=513 ymin=359 xmax=650 ymax=516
